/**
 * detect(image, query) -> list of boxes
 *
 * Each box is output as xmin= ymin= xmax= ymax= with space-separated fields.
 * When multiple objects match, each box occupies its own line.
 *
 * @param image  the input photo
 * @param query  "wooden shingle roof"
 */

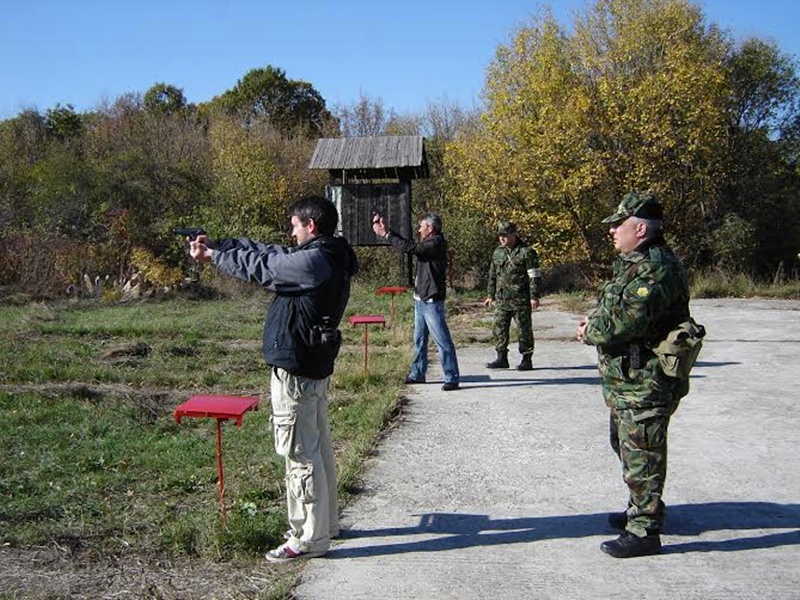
xmin=309 ymin=135 xmax=428 ymax=180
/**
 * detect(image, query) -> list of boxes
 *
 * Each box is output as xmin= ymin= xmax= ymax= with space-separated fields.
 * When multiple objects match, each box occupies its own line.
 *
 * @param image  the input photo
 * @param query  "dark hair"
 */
xmin=289 ymin=196 xmax=339 ymax=236
xmin=422 ymin=212 xmax=442 ymax=234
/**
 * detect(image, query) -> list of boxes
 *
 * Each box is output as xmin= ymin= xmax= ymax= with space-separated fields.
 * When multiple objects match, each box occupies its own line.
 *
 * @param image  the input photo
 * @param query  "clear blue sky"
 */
xmin=1 ymin=0 xmax=798 ymax=120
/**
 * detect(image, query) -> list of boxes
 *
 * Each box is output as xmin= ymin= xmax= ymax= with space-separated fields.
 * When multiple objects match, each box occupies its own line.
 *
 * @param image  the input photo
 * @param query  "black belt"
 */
xmin=600 ymin=342 xmax=653 ymax=369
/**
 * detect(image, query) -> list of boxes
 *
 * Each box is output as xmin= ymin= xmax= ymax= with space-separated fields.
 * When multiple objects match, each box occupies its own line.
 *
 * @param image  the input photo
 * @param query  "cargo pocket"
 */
xmin=643 ymin=418 xmax=667 ymax=450
xmin=287 ymin=464 xmax=315 ymax=503
xmin=271 ymin=411 xmax=296 ymax=458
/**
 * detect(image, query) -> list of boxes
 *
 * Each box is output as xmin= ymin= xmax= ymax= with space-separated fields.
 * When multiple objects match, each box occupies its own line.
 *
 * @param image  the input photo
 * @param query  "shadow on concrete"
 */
xmin=694 ymin=360 xmax=741 ymax=368
xmin=457 ymin=370 xmax=600 ymax=388
xmin=331 ymin=502 xmax=799 ymax=559
xmin=537 ymin=364 xmax=600 ymax=371
xmin=456 ymin=376 xmax=602 ymax=389
xmin=433 ymin=359 xmax=739 ymax=390
xmin=453 ymin=363 xmax=736 ymax=390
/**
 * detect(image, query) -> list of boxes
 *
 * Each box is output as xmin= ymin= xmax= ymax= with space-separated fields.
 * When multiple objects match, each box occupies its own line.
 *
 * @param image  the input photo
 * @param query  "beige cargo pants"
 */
xmin=270 ymin=367 xmax=338 ymax=553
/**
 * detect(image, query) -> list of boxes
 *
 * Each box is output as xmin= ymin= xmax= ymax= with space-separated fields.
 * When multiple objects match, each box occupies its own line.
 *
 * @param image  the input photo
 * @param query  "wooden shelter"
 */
xmin=309 ymin=135 xmax=430 ymax=283
xmin=309 ymin=135 xmax=429 ymax=183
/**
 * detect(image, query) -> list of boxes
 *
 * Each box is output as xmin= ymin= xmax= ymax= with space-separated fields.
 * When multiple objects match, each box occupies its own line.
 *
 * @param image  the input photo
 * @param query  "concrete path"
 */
xmin=295 ymin=299 xmax=800 ymax=599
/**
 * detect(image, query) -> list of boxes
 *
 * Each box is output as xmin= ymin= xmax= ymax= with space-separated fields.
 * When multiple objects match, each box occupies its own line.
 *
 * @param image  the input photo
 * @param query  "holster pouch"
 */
xmin=653 ymin=318 xmax=706 ymax=379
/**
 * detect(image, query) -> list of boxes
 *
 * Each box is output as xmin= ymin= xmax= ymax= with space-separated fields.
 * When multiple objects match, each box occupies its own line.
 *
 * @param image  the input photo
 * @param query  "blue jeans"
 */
xmin=409 ymin=299 xmax=459 ymax=384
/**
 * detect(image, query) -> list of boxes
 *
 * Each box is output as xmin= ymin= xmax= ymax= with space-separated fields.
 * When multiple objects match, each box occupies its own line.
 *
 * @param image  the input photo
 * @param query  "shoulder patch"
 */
xmin=636 ymin=286 xmax=649 ymax=297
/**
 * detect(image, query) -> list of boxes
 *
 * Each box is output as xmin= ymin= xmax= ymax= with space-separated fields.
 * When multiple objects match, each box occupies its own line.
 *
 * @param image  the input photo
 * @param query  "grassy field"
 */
xmin=0 ymin=283 xmax=441 ymax=599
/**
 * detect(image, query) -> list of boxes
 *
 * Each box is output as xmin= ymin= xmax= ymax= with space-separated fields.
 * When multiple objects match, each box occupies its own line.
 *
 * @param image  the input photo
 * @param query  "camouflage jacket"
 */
xmin=487 ymin=241 xmax=542 ymax=306
xmin=583 ymin=240 xmax=690 ymax=410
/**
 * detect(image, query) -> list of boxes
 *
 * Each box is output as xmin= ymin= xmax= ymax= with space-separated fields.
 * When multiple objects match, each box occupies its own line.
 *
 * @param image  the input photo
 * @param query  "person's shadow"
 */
xmin=330 ymin=501 xmax=799 ymax=558
xmin=456 ymin=360 xmax=739 ymax=389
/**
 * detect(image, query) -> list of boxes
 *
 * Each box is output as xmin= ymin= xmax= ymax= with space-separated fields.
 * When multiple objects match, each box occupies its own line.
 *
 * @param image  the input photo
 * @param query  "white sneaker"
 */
xmin=265 ymin=542 xmax=326 ymax=563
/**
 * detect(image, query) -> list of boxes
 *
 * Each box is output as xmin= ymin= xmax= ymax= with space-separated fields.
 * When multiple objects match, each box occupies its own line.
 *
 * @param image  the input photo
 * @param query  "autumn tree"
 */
xmin=447 ymin=0 xmax=732 ymax=268
xmin=415 ymin=101 xmax=490 ymax=286
xmin=204 ymin=116 xmax=291 ymax=240
xmin=334 ymin=92 xmax=389 ymax=137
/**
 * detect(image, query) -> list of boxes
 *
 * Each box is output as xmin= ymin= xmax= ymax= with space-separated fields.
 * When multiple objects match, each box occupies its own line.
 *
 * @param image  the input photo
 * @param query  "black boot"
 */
xmin=516 ymin=355 xmax=533 ymax=371
xmin=486 ymin=350 xmax=509 ymax=369
xmin=600 ymin=531 xmax=661 ymax=558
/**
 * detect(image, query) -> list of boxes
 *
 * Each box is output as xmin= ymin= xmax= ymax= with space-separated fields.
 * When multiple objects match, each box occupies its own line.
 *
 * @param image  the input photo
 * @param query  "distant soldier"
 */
xmin=577 ymin=192 xmax=694 ymax=559
xmin=483 ymin=221 xmax=542 ymax=371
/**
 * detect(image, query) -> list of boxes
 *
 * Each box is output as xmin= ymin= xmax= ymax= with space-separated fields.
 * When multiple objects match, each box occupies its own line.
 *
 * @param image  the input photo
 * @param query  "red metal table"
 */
xmin=174 ymin=394 xmax=260 ymax=522
xmin=348 ymin=315 xmax=386 ymax=375
xmin=376 ymin=286 xmax=409 ymax=328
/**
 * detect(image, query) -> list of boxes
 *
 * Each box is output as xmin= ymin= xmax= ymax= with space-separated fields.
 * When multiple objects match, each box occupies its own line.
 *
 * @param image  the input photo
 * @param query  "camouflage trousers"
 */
xmin=492 ymin=304 xmax=534 ymax=356
xmin=609 ymin=402 xmax=679 ymax=537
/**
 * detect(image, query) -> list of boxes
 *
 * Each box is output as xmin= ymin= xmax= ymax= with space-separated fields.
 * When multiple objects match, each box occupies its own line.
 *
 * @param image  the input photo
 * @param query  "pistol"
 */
xmin=172 ymin=227 xmax=206 ymax=241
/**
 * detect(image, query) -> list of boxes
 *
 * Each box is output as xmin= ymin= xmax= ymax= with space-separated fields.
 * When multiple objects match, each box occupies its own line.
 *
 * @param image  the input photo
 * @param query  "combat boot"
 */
xmin=485 ymin=350 xmax=509 ymax=369
xmin=516 ymin=355 xmax=533 ymax=371
xmin=600 ymin=531 xmax=661 ymax=558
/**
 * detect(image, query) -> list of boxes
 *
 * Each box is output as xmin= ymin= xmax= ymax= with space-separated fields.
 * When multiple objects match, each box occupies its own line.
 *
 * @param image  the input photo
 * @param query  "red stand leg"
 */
xmin=347 ymin=316 xmax=386 ymax=378
xmin=216 ymin=419 xmax=227 ymax=523
xmin=174 ymin=395 xmax=260 ymax=524
xmin=363 ymin=324 xmax=370 ymax=375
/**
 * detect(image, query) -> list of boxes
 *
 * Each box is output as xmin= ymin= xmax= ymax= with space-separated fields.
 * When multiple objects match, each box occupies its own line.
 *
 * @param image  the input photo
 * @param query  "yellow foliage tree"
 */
xmin=207 ymin=118 xmax=291 ymax=240
xmin=447 ymin=0 xmax=730 ymax=266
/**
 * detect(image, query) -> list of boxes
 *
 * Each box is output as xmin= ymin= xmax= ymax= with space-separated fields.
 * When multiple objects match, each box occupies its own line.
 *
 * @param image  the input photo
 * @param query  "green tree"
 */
xmin=711 ymin=212 xmax=757 ymax=273
xmin=45 ymin=104 xmax=83 ymax=140
xmin=87 ymin=93 xmax=214 ymax=248
xmin=143 ymin=83 xmax=188 ymax=115
xmin=215 ymin=66 xmax=333 ymax=136
xmin=721 ymin=39 xmax=800 ymax=276
xmin=0 ymin=110 xmax=47 ymax=231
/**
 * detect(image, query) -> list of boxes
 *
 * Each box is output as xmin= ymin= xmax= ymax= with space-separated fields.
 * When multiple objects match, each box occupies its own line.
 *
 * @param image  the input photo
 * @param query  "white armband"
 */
xmin=528 ymin=268 xmax=542 ymax=278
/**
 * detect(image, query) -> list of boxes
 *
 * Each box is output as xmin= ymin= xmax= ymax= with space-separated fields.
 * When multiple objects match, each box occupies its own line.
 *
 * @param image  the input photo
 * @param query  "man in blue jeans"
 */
xmin=372 ymin=212 xmax=460 ymax=391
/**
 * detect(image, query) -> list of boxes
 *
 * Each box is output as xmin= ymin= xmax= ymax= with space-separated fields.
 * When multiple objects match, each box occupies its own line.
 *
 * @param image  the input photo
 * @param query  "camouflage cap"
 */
xmin=602 ymin=192 xmax=664 ymax=224
xmin=497 ymin=221 xmax=517 ymax=235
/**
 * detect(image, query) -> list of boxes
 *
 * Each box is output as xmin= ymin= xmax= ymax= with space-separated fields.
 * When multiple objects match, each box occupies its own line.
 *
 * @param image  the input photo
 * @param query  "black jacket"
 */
xmin=213 ymin=235 xmax=359 ymax=379
xmin=386 ymin=231 xmax=448 ymax=301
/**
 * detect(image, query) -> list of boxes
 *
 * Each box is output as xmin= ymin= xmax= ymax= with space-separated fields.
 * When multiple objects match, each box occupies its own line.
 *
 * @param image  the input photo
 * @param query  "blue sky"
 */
xmin=1 ymin=0 xmax=798 ymax=120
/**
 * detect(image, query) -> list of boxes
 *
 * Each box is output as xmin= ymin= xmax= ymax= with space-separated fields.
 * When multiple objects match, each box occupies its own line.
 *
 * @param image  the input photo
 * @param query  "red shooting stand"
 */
xmin=348 ymin=315 xmax=386 ymax=375
xmin=174 ymin=394 xmax=260 ymax=522
xmin=376 ymin=286 xmax=409 ymax=328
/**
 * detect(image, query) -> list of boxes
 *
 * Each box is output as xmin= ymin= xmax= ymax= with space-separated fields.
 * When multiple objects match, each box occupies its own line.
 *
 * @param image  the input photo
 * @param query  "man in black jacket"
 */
xmin=190 ymin=196 xmax=359 ymax=563
xmin=372 ymin=212 xmax=460 ymax=391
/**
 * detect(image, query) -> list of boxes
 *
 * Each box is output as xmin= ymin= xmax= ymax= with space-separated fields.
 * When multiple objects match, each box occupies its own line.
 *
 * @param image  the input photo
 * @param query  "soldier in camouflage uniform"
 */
xmin=576 ymin=192 xmax=692 ymax=559
xmin=484 ymin=222 xmax=542 ymax=371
